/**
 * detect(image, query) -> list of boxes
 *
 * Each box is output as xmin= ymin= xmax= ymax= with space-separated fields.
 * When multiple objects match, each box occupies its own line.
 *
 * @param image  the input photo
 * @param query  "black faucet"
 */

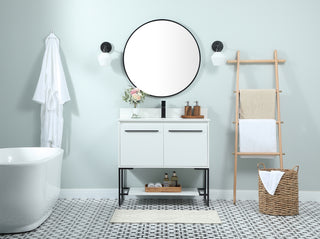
xmin=161 ymin=101 xmax=166 ymax=118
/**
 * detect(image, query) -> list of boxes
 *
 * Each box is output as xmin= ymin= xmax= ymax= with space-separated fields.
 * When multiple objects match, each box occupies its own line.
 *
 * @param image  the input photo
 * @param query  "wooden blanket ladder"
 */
xmin=227 ymin=50 xmax=286 ymax=204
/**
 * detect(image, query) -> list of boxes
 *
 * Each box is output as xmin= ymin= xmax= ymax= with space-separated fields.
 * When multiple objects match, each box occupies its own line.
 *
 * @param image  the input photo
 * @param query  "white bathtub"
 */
xmin=0 ymin=147 xmax=63 ymax=233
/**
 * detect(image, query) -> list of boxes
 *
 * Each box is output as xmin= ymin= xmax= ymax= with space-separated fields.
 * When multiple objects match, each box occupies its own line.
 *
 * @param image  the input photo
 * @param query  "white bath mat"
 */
xmin=110 ymin=209 xmax=221 ymax=224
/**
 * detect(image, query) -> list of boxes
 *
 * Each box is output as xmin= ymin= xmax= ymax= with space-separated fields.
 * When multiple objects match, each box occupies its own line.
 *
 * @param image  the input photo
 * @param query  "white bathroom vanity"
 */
xmin=118 ymin=108 xmax=210 ymax=206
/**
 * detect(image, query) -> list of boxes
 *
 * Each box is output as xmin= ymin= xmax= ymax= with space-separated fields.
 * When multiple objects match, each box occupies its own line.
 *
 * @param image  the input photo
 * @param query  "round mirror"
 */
xmin=123 ymin=19 xmax=201 ymax=97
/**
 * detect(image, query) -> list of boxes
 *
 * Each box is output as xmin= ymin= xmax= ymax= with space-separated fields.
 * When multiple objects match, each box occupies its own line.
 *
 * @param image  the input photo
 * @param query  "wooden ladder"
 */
xmin=227 ymin=50 xmax=286 ymax=204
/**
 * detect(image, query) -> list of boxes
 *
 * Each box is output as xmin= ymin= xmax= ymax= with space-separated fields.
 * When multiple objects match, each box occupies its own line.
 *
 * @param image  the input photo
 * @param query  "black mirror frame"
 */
xmin=122 ymin=19 xmax=201 ymax=98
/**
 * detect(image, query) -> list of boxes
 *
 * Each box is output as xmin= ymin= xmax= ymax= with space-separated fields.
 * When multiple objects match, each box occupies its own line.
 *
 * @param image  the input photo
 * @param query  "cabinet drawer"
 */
xmin=163 ymin=123 xmax=208 ymax=167
xmin=119 ymin=123 xmax=163 ymax=167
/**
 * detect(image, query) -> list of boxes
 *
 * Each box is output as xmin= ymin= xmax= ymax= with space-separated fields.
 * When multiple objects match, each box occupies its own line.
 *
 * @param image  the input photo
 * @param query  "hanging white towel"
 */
xmin=33 ymin=33 xmax=70 ymax=148
xmin=259 ymin=170 xmax=285 ymax=195
xmin=239 ymin=119 xmax=277 ymax=158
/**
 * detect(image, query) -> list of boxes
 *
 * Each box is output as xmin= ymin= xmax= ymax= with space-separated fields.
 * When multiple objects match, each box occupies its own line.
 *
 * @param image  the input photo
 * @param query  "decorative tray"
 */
xmin=181 ymin=115 xmax=204 ymax=119
xmin=145 ymin=184 xmax=182 ymax=192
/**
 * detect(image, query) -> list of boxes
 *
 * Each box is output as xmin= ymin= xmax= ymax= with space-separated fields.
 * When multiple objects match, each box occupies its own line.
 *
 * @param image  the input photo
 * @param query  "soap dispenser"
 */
xmin=193 ymin=101 xmax=201 ymax=116
xmin=184 ymin=101 xmax=192 ymax=116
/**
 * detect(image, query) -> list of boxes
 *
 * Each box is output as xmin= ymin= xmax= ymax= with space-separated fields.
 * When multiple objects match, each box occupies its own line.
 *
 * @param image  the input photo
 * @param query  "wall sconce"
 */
xmin=98 ymin=42 xmax=112 ymax=66
xmin=211 ymin=41 xmax=226 ymax=66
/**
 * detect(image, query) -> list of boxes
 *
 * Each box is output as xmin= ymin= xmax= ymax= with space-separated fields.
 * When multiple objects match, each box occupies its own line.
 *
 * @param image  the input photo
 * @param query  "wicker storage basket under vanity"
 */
xmin=257 ymin=163 xmax=299 ymax=216
xmin=145 ymin=184 xmax=182 ymax=192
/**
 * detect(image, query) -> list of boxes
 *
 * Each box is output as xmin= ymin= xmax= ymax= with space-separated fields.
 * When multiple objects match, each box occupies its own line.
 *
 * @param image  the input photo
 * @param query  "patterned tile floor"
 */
xmin=0 ymin=199 xmax=319 ymax=239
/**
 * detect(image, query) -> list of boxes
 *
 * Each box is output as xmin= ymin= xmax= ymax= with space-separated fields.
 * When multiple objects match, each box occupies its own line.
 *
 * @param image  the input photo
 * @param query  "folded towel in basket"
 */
xmin=259 ymin=170 xmax=285 ymax=195
xmin=155 ymin=182 xmax=162 ymax=187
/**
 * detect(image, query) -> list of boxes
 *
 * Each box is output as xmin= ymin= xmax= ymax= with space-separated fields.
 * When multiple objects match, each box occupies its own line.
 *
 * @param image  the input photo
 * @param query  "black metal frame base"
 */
xmin=195 ymin=168 xmax=210 ymax=206
xmin=118 ymin=168 xmax=133 ymax=206
xmin=118 ymin=168 xmax=210 ymax=206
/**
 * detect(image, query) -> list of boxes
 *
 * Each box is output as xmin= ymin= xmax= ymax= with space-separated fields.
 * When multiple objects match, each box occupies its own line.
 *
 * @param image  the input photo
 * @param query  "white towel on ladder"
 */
xmin=239 ymin=119 xmax=277 ymax=158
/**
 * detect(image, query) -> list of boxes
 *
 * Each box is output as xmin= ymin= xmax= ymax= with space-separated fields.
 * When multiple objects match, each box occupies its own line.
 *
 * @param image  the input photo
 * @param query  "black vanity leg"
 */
xmin=207 ymin=168 xmax=210 ymax=206
xmin=121 ymin=169 xmax=124 ymax=201
xmin=118 ymin=168 xmax=133 ymax=206
xmin=195 ymin=168 xmax=210 ymax=206
xmin=204 ymin=169 xmax=207 ymax=200
xmin=118 ymin=168 xmax=121 ymax=206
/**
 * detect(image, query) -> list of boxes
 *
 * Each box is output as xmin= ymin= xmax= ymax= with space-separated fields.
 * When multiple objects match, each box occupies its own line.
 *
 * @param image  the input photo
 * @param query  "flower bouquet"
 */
xmin=122 ymin=86 xmax=147 ymax=118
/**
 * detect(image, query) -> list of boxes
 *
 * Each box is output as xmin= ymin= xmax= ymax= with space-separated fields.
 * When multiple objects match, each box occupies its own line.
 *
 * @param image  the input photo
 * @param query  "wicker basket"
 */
xmin=145 ymin=184 xmax=182 ymax=192
xmin=258 ymin=163 xmax=299 ymax=216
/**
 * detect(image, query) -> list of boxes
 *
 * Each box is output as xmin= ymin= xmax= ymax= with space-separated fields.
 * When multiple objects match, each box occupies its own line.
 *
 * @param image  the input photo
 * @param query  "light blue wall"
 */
xmin=0 ymin=0 xmax=319 ymax=191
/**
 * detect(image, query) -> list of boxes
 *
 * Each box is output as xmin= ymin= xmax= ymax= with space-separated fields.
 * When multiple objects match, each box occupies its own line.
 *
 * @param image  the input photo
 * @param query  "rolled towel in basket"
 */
xmin=147 ymin=183 xmax=155 ymax=188
xmin=155 ymin=182 xmax=162 ymax=187
xmin=259 ymin=170 xmax=285 ymax=195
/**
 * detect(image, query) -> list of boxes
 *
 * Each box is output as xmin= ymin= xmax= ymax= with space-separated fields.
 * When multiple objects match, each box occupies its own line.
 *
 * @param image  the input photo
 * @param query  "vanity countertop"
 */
xmin=119 ymin=108 xmax=210 ymax=122
xmin=119 ymin=118 xmax=210 ymax=122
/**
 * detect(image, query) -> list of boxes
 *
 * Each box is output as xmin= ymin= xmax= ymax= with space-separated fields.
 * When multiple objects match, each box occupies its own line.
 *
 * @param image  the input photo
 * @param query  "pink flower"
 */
xmin=132 ymin=93 xmax=141 ymax=101
xmin=130 ymin=88 xmax=140 ymax=95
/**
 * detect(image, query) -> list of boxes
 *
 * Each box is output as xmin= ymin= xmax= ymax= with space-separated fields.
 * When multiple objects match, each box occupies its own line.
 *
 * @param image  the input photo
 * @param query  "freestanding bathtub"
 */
xmin=0 ymin=147 xmax=63 ymax=233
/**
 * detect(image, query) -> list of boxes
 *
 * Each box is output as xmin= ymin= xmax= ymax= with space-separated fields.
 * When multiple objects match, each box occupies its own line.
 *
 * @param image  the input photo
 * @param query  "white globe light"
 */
xmin=98 ymin=52 xmax=111 ymax=66
xmin=211 ymin=52 xmax=226 ymax=66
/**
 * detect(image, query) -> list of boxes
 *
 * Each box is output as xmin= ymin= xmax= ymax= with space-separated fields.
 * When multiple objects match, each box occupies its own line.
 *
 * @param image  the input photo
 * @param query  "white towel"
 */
xmin=155 ymin=182 xmax=162 ymax=187
xmin=259 ymin=170 xmax=285 ymax=195
xmin=239 ymin=119 xmax=277 ymax=158
xmin=147 ymin=183 xmax=155 ymax=188
xmin=33 ymin=33 xmax=70 ymax=148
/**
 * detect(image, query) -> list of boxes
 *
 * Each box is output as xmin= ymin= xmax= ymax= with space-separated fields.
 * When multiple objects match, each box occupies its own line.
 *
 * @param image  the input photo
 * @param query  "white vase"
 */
xmin=131 ymin=107 xmax=139 ymax=118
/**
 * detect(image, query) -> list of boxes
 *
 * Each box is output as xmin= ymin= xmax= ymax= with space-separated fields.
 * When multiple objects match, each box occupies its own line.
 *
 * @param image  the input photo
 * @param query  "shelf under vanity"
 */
xmin=130 ymin=187 xmax=199 ymax=196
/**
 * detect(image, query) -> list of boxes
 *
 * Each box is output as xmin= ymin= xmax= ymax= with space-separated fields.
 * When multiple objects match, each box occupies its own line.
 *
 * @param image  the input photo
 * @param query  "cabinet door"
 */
xmin=164 ymin=123 xmax=208 ymax=167
xmin=119 ymin=123 xmax=163 ymax=167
